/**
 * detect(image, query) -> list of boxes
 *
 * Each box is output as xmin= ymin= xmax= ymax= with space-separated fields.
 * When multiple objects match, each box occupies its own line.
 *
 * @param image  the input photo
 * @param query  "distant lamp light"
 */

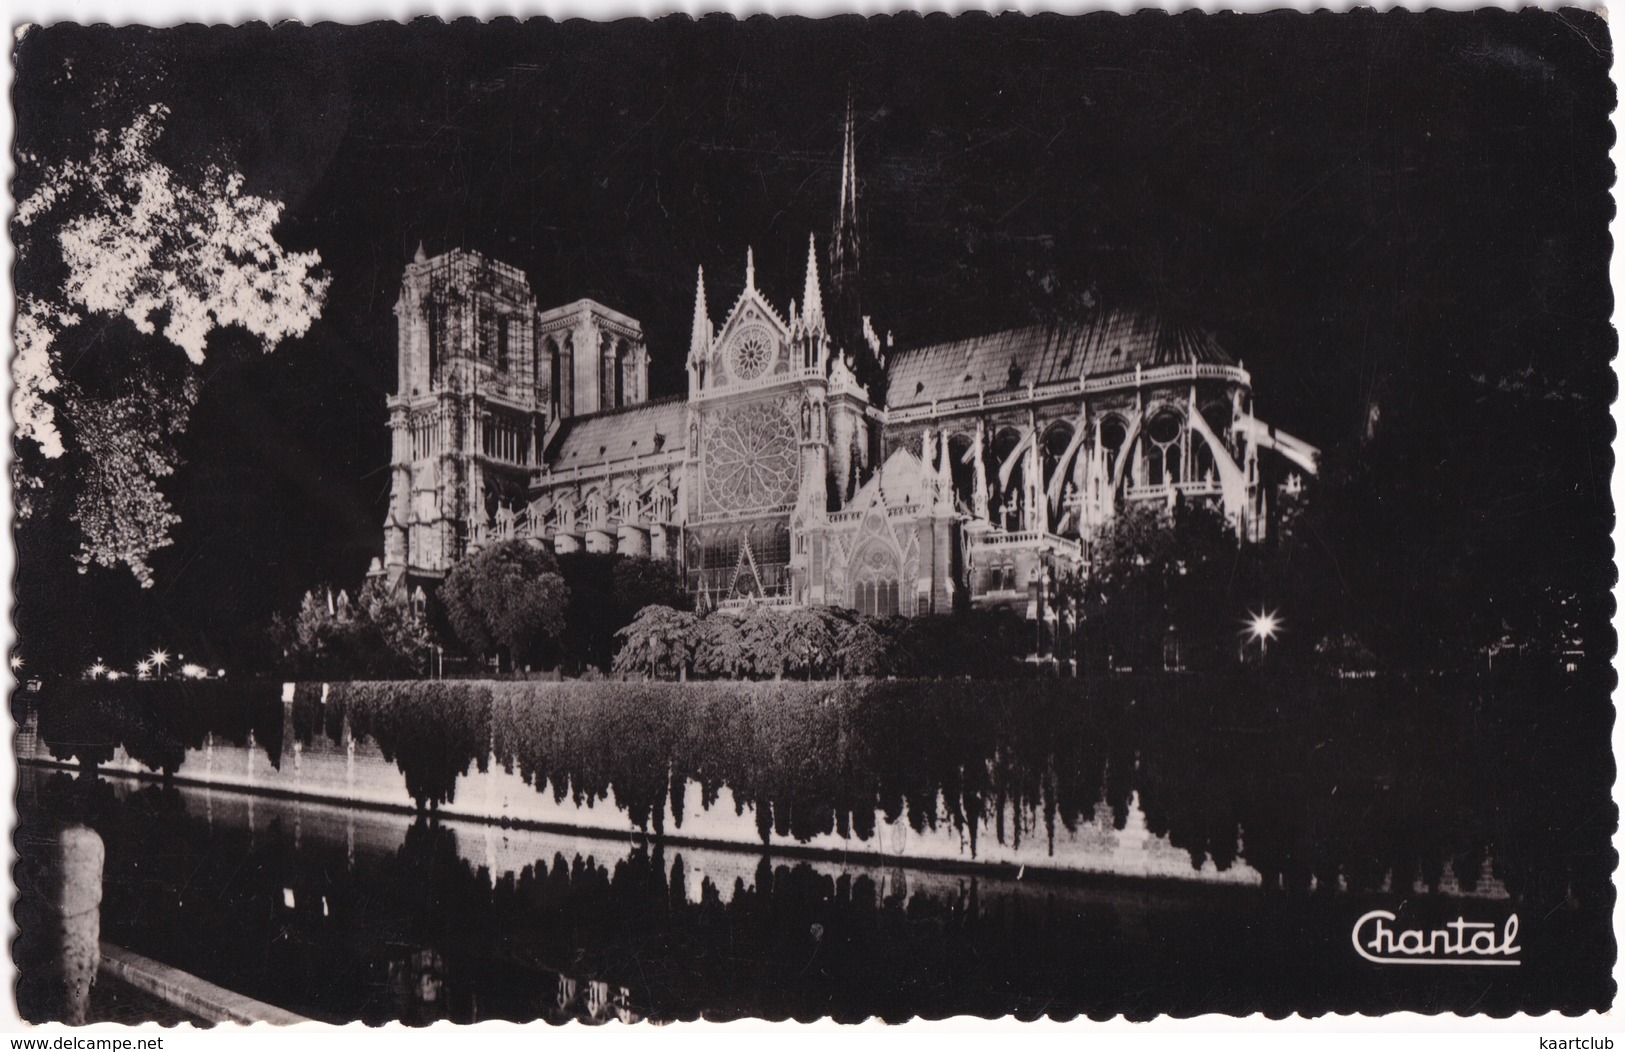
xmin=88 ymin=660 xmax=107 ymax=679
xmin=136 ymin=658 xmax=154 ymax=678
xmin=180 ymin=663 xmax=207 ymax=680
xmin=149 ymin=649 xmax=170 ymax=678
xmin=1244 ymin=608 xmax=1283 ymax=659
xmin=8 ymin=654 xmax=22 ymax=673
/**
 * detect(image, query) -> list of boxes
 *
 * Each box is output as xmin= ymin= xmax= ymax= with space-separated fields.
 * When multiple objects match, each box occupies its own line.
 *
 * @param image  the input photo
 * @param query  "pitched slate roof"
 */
xmin=549 ymin=396 xmax=687 ymax=469
xmin=883 ymin=311 xmax=1234 ymax=410
xmin=849 ymin=447 xmax=935 ymax=512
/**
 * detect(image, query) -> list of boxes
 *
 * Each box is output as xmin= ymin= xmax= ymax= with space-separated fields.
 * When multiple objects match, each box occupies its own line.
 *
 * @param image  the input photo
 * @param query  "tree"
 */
xmin=440 ymin=541 xmax=570 ymax=670
xmin=270 ymin=578 xmax=431 ymax=679
xmin=779 ymin=606 xmax=847 ymax=679
xmin=612 ymin=555 xmax=692 ymax=619
xmin=838 ymin=617 xmax=900 ymax=678
xmin=556 ymin=552 xmax=617 ymax=672
xmin=1083 ymin=500 xmax=1242 ymax=670
xmin=14 ymin=105 xmax=329 ymax=586
xmin=735 ymin=605 xmax=795 ymax=680
xmin=612 ymin=605 xmax=699 ymax=680
xmin=694 ymin=615 xmax=751 ymax=679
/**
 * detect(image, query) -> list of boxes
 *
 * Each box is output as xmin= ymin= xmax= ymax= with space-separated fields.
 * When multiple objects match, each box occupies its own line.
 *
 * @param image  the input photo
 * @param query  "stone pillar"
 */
xmin=31 ymin=826 xmax=104 ymax=1024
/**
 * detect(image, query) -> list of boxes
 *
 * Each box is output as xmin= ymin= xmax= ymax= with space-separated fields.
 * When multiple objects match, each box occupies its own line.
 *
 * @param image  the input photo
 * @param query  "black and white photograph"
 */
xmin=5 ymin=7 xmax=1617 ymax=1028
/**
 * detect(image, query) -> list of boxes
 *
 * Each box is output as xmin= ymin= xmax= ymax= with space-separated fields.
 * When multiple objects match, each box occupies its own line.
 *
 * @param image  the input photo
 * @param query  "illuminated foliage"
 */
xmin=14 ymin=106 xmax=328 ymax=584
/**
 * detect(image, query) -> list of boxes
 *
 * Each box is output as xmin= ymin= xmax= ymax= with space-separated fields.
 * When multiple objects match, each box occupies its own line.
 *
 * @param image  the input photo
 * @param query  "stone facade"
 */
xmin=377 ymin=119 xmax=1318 ymax=624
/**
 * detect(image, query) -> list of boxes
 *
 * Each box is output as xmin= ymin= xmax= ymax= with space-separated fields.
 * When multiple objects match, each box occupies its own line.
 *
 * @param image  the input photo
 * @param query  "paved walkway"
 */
xmin=86 ymin=974 xmax=208 ymax=1027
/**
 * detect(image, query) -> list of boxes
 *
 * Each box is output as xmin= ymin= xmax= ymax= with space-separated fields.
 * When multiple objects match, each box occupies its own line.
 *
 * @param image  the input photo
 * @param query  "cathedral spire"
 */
xmin=689 ymin=265 xmax=711 ymax=366
xmin=801 ymin=232 xmax=825 ymax=334
xmin=831 ymin=93 xmax=860 ymax=287
xmin=829 ymin=91 xmax=873 ymax=389
xmin=745 ymin=246 xmax=756 ymax=292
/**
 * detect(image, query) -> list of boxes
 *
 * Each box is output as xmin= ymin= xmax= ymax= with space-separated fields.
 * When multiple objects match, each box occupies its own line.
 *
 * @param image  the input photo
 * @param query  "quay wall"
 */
xmin=15 ymin=688 xmax=1260 ymax=887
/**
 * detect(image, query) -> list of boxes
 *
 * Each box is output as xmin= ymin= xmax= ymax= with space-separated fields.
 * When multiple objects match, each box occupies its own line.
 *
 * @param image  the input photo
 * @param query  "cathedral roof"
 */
xmin=846 ymin=447 xmax=939 ymax=515
xmin=882 ymin=311 xmax=1235 ymax=410
xmin=549 ymin=396 xmax=687 ymax=470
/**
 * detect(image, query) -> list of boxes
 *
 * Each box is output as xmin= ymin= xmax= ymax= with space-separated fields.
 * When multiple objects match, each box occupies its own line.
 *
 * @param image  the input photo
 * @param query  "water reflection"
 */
xmin=15 ymin=764 xmax=1612 ymax=1022
xmin=20 ymin=674 xmax=1615 ymax=914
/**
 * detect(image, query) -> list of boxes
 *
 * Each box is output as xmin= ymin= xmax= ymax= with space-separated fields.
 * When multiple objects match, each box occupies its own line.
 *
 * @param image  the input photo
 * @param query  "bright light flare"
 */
xmin=9 ymin=655 xmax=23 ymax=672
xmin=1244 ymin=608 xmax=1283 ymax=643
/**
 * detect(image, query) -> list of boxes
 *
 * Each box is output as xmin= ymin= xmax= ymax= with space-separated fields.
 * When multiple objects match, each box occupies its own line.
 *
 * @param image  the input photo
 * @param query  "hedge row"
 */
xmin=30 ymin=673 xmax=1605 ymax=909
xmin=27 ymin=679 xmax=287 ymax=774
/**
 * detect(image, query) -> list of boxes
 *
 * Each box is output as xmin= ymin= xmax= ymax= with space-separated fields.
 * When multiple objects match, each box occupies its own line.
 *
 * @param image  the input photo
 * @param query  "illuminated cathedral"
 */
xmin=377 ymin=108 xmax=1318 ymax=623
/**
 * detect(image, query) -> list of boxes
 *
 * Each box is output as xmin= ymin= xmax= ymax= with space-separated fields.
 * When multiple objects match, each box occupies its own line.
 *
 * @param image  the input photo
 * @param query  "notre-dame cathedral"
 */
xmin=377 ymin=108 xmax=1318 ymax=622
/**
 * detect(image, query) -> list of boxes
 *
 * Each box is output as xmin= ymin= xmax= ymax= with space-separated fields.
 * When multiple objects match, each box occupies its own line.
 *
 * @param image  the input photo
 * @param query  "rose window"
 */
xmin=704 ymin=402 xmax=799 ymax=513
xmin=728 ymin=327 xmax=775 ymax=381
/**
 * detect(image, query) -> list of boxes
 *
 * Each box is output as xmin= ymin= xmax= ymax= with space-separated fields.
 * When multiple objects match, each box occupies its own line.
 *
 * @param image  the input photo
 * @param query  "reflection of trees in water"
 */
xmin=30 ymin=680 xmax=285 ymax=776
xmin=18 ymin=764 xmax=1614 ymax=1020
xmin=30 ymin=674 xmax=1613 ymax=920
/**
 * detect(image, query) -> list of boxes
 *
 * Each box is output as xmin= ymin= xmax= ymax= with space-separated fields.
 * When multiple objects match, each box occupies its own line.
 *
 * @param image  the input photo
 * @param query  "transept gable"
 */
xmin=705 ymin=249 xmax=795 ymax=390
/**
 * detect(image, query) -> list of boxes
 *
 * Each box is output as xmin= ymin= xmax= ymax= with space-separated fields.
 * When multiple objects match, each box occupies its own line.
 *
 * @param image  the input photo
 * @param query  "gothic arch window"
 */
xmin=990 ymin=427 xmax=1025 ymax=530
xmin=1193 ymin=400 xmax=1231 ymax=482
xmin=616 ymin=339 xmax=631 ymax=407
xmin=426 ymin=297 xmax=441 ymax=380
xmin=948 ymin=433 xmax=976 ymax=512
xmin=583 ymin=490 xmax=607 ymax=529
xmin=560 ymin=335 xmax=575 ymax=417
xmin=543 ymin=336 xmax=560 ymax=408
xmin=1146 ymin=409 xmax=1184 ymax=486
xmin=850 ymin=545 xmax=902 ymax=618
xmin=1100 ymin=415 xmax=1129 ymax=481
xmin=1041 ymin=421 xmax=1075 ymax=493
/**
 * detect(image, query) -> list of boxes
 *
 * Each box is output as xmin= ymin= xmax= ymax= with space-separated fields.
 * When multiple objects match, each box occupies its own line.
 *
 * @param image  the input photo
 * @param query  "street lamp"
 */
xmin=1243 ymin=608 xmax=1283 ymax=662
xmin=148 ymin=649 xmax=170 ymax=680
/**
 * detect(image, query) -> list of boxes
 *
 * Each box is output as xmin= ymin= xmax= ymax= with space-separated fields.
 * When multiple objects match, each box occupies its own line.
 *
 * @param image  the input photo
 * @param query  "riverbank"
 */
xmin=13 ymin=674 xmax=1540 ymax=897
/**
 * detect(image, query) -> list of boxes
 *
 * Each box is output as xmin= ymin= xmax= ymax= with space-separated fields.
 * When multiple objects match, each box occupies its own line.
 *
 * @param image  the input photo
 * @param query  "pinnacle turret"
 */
xmin=689 ymin=265 xmax=711 ymax=366
xmin=801 ymin=233 xmax=826 ymax=335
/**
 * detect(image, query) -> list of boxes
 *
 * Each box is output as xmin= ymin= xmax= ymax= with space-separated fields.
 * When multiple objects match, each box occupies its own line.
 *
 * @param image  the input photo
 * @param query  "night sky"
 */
xmin=11 ymin=13 xmax=1614 ymax=670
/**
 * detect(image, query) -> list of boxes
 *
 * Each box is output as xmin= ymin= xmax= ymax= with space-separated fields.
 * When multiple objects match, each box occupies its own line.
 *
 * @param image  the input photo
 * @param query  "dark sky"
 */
xmin=11 ymin=13 xmax=1614 ymax=668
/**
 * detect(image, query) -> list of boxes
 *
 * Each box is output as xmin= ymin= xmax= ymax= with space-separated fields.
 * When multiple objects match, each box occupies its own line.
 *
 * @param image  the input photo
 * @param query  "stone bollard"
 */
xmin=40 ymin=825 xmax=105 ymax=1024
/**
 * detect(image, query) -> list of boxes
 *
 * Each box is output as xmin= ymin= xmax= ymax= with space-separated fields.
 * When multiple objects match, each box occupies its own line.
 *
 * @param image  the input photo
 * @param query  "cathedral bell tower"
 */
xmin=380 ymin=245 xmax=543 ymax=587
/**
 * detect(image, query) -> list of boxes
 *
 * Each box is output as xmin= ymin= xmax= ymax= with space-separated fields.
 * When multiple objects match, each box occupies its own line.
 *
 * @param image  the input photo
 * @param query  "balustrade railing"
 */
xmin=887 ymin=362 xmax=1251 ymax=423
xmin=968 ymin=530 xmax=1083 ymax=561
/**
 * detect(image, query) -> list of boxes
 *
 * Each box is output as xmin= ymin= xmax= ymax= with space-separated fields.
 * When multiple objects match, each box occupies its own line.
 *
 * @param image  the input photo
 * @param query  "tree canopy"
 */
xmin=271 ymin=578 xmax=432 ymax=679
xmin=440 ymin=541 xmax=570 ymax=670
xmin=14 ymin=104 xmax=328 ymax=585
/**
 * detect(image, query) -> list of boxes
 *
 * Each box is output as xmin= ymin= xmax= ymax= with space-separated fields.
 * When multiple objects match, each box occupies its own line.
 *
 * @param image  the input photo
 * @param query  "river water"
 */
xmin=14 ymin=757 xmax=1610 ymax=1023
